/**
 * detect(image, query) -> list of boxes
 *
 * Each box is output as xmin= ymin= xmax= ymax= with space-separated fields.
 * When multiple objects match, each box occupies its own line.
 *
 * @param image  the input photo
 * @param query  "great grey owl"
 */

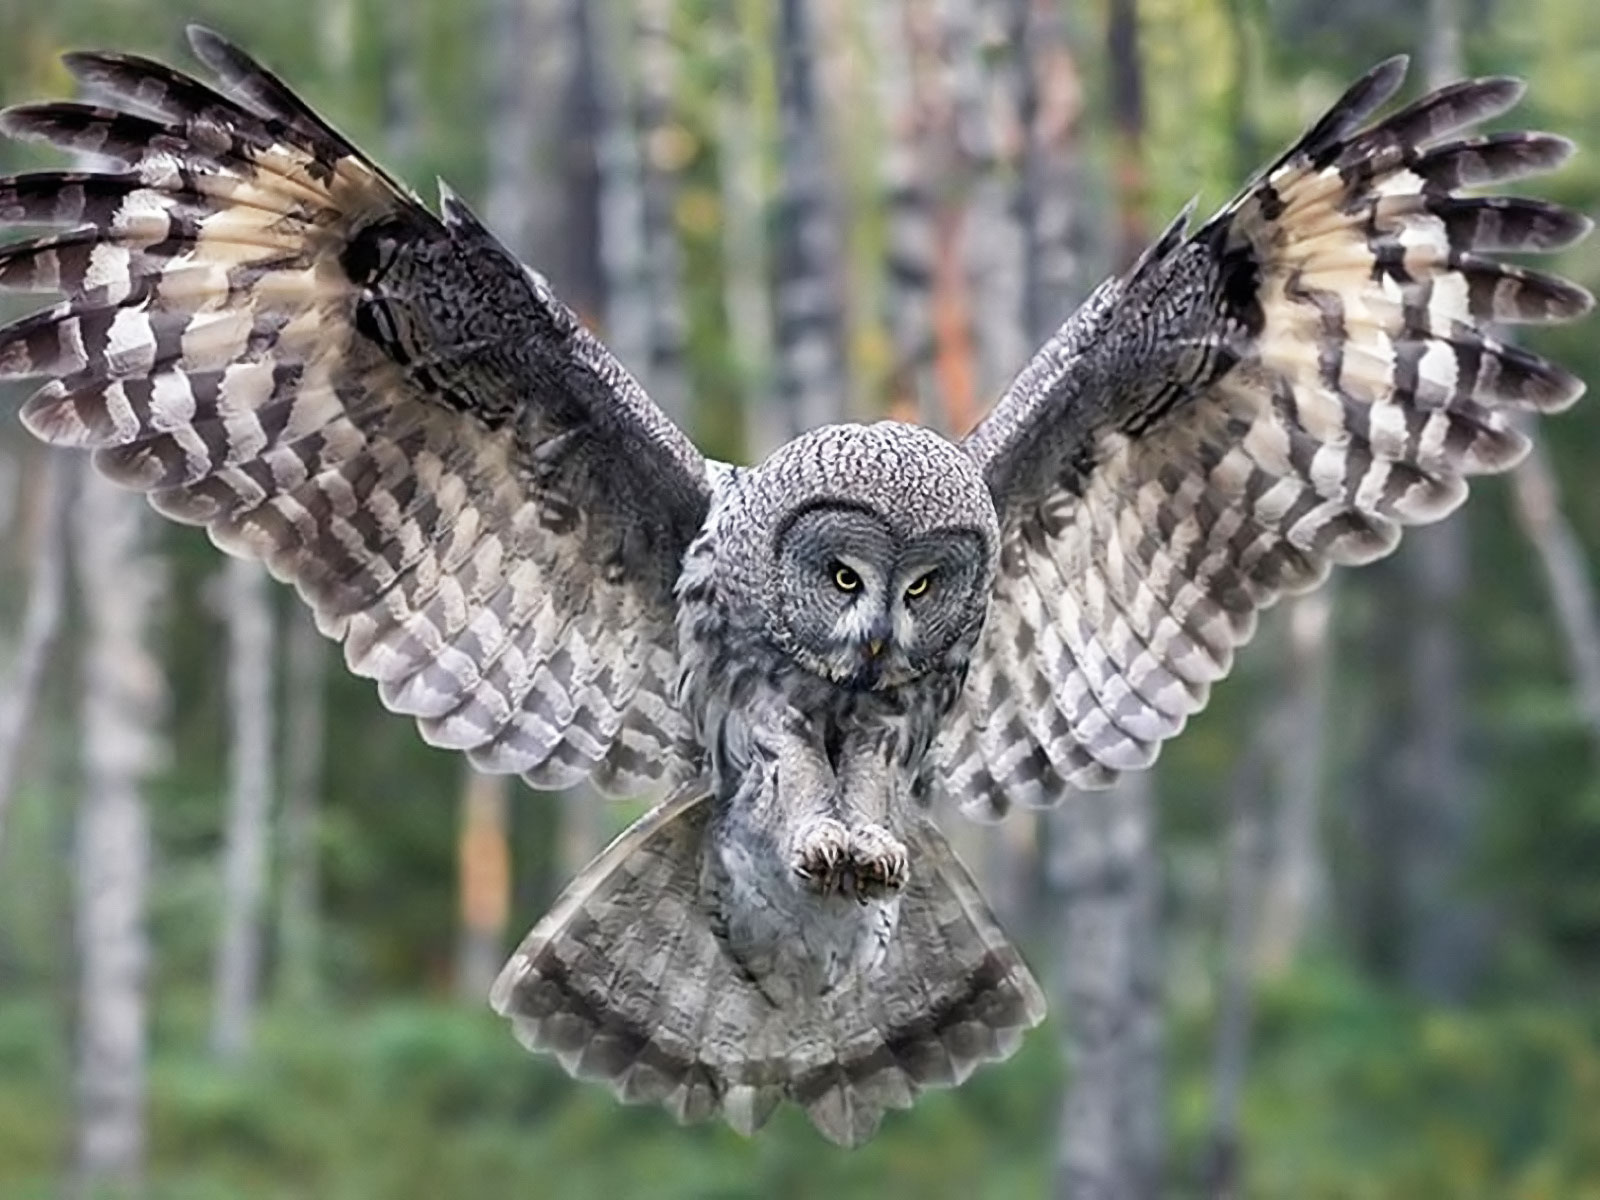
xmin=1 ymin=29 xmax=1590 ymax=1145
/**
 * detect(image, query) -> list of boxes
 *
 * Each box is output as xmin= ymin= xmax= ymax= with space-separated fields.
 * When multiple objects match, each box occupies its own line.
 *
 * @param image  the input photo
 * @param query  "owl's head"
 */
xmin=738 ymin=423 xmax=999 ymax=690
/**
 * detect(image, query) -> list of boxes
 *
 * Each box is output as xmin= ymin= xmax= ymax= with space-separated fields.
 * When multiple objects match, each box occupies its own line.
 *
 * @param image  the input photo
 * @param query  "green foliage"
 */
xmin=2 ymin=974 xmax=1598 ymax=1197
xmin=1 ymin=0 xmax=1599 ymax=1194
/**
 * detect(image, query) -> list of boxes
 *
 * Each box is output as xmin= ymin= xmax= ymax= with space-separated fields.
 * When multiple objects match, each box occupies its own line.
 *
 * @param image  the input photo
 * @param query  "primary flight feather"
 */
xmin=0 ymin=29 xmax=1588 ymax=1145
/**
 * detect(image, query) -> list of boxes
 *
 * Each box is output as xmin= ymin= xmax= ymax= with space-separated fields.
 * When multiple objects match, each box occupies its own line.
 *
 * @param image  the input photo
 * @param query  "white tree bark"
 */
xmin=1050 ymin=5 xmax=1163 ymax=1195
xmin=1509 ymin=427 xmax=1600 ymax=747
xmin=868 ymin=0 xmax=939 ymax=425
xmin=277 ymin=608 xmax=327 ymax=1008
xmin=0 ymin=455 xmax=69 ymax=851
xmin=484 ymin=0 xmax=565 ymax=274
xmin=773 ymin=0 xmax=849 ymax=436
xmin=1203 ymin=737 xmax=1270 ymax=1200
xmin=1012 ymin=0 xmax=1089 ymax=337
xmin=939 ymin=0 xmax=1030 ymax=402
xmin=1402 ymin=0 xmax=1487 ymax=1003
xmin=631 ymin=0 xmax=691 ymax=426
xmin=73 ymin=469 xmax=163 ymax=1196
xmin=380 ymin=0 xmax=424 ymax=169
xmin=1050 ymin=774 xmax=1164 ymax=1200
xmin=588 ymin=0 xmax=655 ymax=397
xmin=210 ymin=556 xmax=277 ymax=1060
xmin=1254 ymin=589 xmax=1335 ymax=976
xmin=715 ymin=7 xmax=779 ymax=454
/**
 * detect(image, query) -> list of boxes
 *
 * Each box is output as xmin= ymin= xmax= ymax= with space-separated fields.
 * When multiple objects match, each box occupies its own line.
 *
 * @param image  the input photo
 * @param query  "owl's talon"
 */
xmin=792 ymin=817 xmax=852 ymax=894
xmin=848 ymin=824 xmax=908 ymax=900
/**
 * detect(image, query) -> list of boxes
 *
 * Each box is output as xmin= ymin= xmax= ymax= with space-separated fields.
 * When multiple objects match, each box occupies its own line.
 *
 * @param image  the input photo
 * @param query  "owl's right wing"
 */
xmin=0 ymin=28 xmax=712 ymax=794
xmin=943 ymin=57 xmax=1592 ymax=820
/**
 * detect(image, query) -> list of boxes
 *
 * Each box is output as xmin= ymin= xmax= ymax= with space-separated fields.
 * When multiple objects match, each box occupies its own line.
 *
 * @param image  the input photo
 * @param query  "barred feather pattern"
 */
xmin=0 ymin=29 xmax=713 ymax=795
xmin=947 ymin=56 xmax=1593 ymax=819
xmin=490 ymin=787 xmax=1045 ymax=1147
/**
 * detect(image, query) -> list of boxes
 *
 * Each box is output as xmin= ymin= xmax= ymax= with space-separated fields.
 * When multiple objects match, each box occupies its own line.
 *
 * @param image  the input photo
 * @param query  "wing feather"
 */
xmin=1 ymin=28 xmax=711 ymax=795
xmin=947 ymin=57 xmax=1592 ymax=816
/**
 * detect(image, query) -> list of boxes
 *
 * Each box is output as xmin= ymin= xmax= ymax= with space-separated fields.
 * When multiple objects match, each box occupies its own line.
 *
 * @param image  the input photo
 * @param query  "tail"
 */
xmin=490 ymin=788 xmax=1046 ymax=1147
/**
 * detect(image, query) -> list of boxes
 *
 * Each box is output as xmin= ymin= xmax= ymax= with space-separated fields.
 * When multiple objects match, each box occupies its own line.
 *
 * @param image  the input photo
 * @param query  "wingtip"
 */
xmin=1364 ymin=53 xmax=1411 ymax=103
xmin=1373 ymin=53 xmax=1411 ymax=82
xmin=1472 ymin=74 xmax=1529 ymax=105
xmin=185 ymin=24 xmax=243 ymax=74
xmin=184 ymin=23 xmax=225 ymax=53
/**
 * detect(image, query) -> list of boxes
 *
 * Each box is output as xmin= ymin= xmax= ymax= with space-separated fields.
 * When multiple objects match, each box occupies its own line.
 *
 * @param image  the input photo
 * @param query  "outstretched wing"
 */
xmin=0 ymin=28 xmax=712 ymax=794
xmin=945 ymin=57 xmax=1593 ymax=820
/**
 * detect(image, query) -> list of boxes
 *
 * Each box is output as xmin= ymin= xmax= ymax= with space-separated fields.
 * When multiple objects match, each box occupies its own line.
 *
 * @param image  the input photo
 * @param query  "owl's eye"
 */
xmin=832 ymin=564 xmax=861 ymax=592
xmin=905 ymin=572 xmax=933 ymax=600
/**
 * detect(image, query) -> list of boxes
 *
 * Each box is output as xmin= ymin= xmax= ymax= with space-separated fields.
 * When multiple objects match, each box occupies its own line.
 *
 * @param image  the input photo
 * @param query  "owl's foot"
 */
xmin=846 ymin=823 xmax=908 ymax=902
xmin=791 ymin=816 xmax=853 ymax=895
xmin=791 ymin=818 xmax=908 ymax=901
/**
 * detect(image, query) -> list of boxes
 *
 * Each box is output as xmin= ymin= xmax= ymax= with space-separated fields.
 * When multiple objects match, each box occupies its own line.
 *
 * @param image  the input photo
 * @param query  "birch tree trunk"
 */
xmin=380 ymin=0 xmax=423 ymax=168
xmin=1051 ymin=4 xmax=1164 ymax=1194
xmin=277 ymin=608 xmax=327 ymax=1008
xmin=1105 ymin=0 xmax=1147 ymax=274
xmin=869 ymin=0 xmax=939 ymax=425
xmin=631 ymin=0 xmax=691 ymax=425
xmin=939 ymin=0 xmax=1029 ymax=402
xmin=210 ymin=558 xmax=277 ymax=1059
xmin=73 ymin=469 xmax=163 ymax=1196
xmin=457 ymin=0 xmax=573 ymax=992
xmin=1254 ymin=588 xmax=1335 ymax=975
xmin=589 ymin=0 xmax=655 ymax=397
xmin=1013 ymin=0 xmax=1088 ymax=342
xmin=773 ymin=0 xmax=849 ymax=436
xmin=0 ymin=454 xmax=69 ymax=851
xmin=1203 ymin=736 xmax=1271 ymax=1199
xmin=484 ymin=0 xmax=565 ymax=282
xmin=1050 ymin=774 xmax=1164 ymax=1200
xmin=716 ymin=2 xmax=778 ymax=453
xmin=1401 ymin=0 xmax=1487 ymax=1003
xmin=1509 ymin=427 xmax=1600 ymax=748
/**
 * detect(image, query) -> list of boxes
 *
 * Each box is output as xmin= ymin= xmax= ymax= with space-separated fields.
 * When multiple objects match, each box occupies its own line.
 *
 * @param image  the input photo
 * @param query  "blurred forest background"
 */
xmin=0 ymin=0 xmax=1597 ymax=1196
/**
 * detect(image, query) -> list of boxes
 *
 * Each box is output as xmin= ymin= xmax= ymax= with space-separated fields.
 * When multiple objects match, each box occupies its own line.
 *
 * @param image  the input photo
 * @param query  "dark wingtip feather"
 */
xmin=1448 ymin=75 xmax=1527 ymax=121
xmin=1417 ymin=132 xmax=1577 ymax=191
xmin=1296 ymin=55 xmax=1410 ymax=166
xmin=62 ymin=48 xmax=185 ymax=102
xmin=1357 ymin=54 xmax=1412 ymax=109
xmin=0 ymin=102 xmax=137 ymax=155
xmin=1435 ymin=196 xmax=1593 ymax=253
xmin=184 ymin=24 xmax=236 ymax=69
xmin=0 ymin=103 xmax=90 ymax=143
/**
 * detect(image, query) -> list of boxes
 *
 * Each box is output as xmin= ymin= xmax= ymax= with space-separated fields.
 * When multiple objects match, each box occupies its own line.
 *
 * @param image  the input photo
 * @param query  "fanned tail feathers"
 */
xmin=491 ymin=789 xmax=1045 ymax=1146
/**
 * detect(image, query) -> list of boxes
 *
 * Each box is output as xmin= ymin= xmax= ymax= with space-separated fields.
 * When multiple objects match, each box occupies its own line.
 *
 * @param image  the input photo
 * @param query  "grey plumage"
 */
xmin=1 ymin=34 xmax=1589 ymax=1145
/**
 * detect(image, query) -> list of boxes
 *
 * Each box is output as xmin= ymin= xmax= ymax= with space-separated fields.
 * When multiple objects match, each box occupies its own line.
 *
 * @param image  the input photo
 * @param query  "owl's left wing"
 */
xmin=944 ymin=57 xmax=1592 ymax=820
xmin=0 ymin=30 xmax=712 ymax=794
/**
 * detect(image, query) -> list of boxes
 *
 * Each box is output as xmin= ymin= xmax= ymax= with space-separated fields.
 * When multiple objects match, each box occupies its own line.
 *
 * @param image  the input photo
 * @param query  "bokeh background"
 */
xmin=1 ymin=0 xmax=1598 ymax=1197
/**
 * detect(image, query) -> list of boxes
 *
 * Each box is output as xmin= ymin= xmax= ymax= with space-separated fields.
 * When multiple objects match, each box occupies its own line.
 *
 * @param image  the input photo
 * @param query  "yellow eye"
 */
xmin=833 ymin=564 xmax=861 ymax=592
xmin=905 ymin=573 xmax=933 ymax=599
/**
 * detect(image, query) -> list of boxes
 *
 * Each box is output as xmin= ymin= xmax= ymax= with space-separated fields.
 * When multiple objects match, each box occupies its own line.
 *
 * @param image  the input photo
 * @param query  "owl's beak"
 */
xmin=867 ymin=639 xmax=884 ymax=659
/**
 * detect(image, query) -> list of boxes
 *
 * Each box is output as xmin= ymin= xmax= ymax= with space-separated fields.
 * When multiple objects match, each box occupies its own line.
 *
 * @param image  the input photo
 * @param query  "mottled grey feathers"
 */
xmin=0 ymin=26 xmax=709 ymax=796
xmin=1 ymin=35 xmax=1590 ymax=1147
xmin=943 ymin=56 xmax=1592 ymax=819
xmin=491 ymin=787 xmax=1045 ymax=1147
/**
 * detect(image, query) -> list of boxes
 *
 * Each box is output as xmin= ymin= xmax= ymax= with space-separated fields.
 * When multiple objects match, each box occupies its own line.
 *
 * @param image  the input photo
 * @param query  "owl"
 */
xmin=1 ymin=29 xmax=1590 ymax=1146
